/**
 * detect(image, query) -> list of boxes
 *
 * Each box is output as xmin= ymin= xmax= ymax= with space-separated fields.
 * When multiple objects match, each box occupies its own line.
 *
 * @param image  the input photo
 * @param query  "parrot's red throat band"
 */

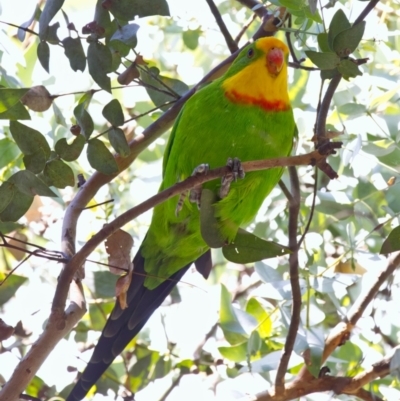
xmin=224 ymin=90 xmax=291 ymax=112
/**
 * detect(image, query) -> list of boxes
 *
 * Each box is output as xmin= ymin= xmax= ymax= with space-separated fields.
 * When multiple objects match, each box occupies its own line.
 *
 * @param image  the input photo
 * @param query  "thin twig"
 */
xmin=205 ymin=0 xmax=238 ymax=53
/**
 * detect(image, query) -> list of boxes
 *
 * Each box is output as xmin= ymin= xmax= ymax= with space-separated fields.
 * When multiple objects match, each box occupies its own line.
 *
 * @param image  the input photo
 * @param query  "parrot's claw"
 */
xmin=219 ymin=157 xmax=245 ymax=199
xmin=175 ymin=163 xmax=210 ymax=216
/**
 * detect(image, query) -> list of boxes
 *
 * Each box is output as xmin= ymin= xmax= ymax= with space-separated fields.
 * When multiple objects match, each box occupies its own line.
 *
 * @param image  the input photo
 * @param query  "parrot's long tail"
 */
xmin=66 ymin=250 xmax=191 ymax=401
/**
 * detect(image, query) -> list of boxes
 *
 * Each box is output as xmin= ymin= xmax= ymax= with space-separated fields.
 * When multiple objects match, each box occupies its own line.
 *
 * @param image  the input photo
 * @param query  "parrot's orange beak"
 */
xmin=266 ymin=47 xmax=285 ymax=75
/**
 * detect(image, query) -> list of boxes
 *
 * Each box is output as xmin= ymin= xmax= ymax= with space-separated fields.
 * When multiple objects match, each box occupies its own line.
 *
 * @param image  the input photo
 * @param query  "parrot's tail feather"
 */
xmin=66 ymin=249 xmax=191 ymax=401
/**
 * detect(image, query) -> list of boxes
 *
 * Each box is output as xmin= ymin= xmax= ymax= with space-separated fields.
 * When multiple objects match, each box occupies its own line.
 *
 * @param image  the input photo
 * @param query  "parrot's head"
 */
xmin=222 ymin=37 xmax=291 ymax=112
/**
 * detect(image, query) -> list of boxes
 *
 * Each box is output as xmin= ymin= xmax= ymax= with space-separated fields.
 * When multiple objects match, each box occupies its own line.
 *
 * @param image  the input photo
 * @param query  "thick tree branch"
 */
xmin=275 ymin=167 xmax=301 ymax=391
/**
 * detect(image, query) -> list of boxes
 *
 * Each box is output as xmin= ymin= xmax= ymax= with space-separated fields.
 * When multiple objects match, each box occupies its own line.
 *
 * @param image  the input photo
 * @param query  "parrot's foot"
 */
xmin=219 ymin=157 xmax=245 ymax=198
xmin=175 ymin=163 xmax=210 ymax=216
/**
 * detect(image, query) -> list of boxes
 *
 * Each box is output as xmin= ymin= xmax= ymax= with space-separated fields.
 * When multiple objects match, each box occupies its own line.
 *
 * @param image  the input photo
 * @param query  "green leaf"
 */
xmin=89 ymin=271 xmax=118 ymax=298
xmin=218 ymin=342 xmax=247 ymax=362
xmin=55 ymin=134 xmax=85 ymax=161
xmin=306 ymin=346 xmax=323 ymax=377
xmin=279 ymin=0 xmax=302 ymax=11
xmin=9 ymin=121 xmax=51 ymax=159
xmin=8 ymin=170 xmax=57 ymax=197
xmin=337 ymin=103 xmax=366 ymax=117
xmin=246 ymin=298 xmax=272 ymax=339
xmin=23 ymin=148 xmax=47 ymax=173
xmin=0 ymin=273 xmax=28 ymax=305
xmin=108 ymin=127 xmax=130 ymax=157
xmin=222 ymin=229 xmax=290 ymax=264
xmin=380 ymin=226 xmax=400 ymax=254
xmin=0 ymin=100 xmax=31 ymax=120
xmin=103 ymin=0 xmax=170 ymax=20
xmin=0 ymin=138 xmax=20 ymax=169
xmin=247 ymin=330 xmax=261 ymax=357
xmin=89 ymin=301 xmax=115 ymax=331
xmin=328 ymin=9 xmax=351 ymax=51
xmin=94 ymin=0 xmax=114 ymax=40
xmin=45 ymin=22 xmax=60 ymax=44
xmin=38 ymin=0 xmax=64 ymax=39
xmin=74 ymin=101 xmax=94 ymax=139
xmin=0 ymin=182 xmax=14 ymax=214
xmin=62 ymin=37 xmax=86 ymax=72
xmin=87 ymin=138 xmax=119 ymax=175
xmin=320 ymin=68 xmax=340 ymax=81
xmin=182 ymin=29 xmax=201 ymax=50
xmin=0 ymin=88 xmax=29 ymax=113
xmin=43 ymin=159 xmax=75 ymax=188
xmin=317 ymin=32 xmax=330 ymax=52
xmin=0 ymin=187 xmax=33 ymax=222
xmin=102 ymin=99 xmax=124 ymax=126
xmin=220 ymin=286 xmax=247 ymax=344
xmin=200 ymin=189 xmax=226 ymax=248
xmin=140 ymin=66 xmax=188 ymax=110
xmin=110 ymin=23 xmax=139 ymax=48
xmin=87 ymin=42 xmax=112 ymax=92
xmin=333 ymin=21 xmax=366 ymax=57
xmin=337 ymin=58 xmax=362 ymax=80
xmin=37 ymin=41 xmax=50 ymax=73
xmin=305 ymin=51 xmax=340 ymax=70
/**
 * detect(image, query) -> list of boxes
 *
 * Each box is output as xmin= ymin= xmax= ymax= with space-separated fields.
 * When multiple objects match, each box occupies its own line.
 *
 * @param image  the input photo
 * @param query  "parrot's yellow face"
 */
xmin=222 ymin=37 xmax=290 ymax=112
xmin=256 ymin=37 xmax=289 ymax=75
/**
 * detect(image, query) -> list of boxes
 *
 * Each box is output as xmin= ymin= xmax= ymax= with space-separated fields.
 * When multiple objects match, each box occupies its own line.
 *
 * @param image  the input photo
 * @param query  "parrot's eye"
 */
xmin=247 ymin=48 xmax=254 ymax=58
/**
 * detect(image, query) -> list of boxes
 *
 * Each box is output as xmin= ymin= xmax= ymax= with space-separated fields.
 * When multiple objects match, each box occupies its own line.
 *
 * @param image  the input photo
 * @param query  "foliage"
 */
xmin=0 ymin=0 xmax=400 ymax=400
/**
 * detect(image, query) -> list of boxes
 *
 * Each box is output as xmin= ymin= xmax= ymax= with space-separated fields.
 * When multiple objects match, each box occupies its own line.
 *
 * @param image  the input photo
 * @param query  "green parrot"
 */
xmin=67 ymin=36 xmax=296 ymax=400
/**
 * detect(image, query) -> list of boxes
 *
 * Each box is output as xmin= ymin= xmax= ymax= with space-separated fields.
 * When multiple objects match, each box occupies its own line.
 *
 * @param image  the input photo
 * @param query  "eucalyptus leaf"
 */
xmin=328 ymin=9 xmax=351 ymax=51
xmin=380 ymin=226 xmax=400 ymax=254
xmin=37 ymin=41 xmax=50 ymax=73
xmin=87 ymin=138 xmax=119 ymax=175
xmin=9 ymin=121 xmax=51 ymax=159
xmin=103 ymin=99 xmax=124 ymax=126
xmin=62 ymin=37 xmax=86 ymax=72
xmin=140 ymin=66 xmax=188 ymax=110
xmin=87 ymin=42 xmax=112 ymax=92
xmin=23 ymin=148 xmax=46 ymax=173
xmin=38 ymin=0 xmax=64 ymax=39
xmin=110 ymin=23 xmax=139 ymax=49
xmin=0 ymin=88 xmax=29 ymax=113
xmin=8 ymin=170 xmax=57 ymax=197
xmin=0 ymin=182 xmax=14 ymax=214
xmin=74 ymin=103 xmax=94 ymax=139
xmin=108 ymin=127 xmax=130 ymax=157
xmin=43 ymin=159 xmax=75 ymax=188
xmin=333 ymin=21 xmax=366 ymax=57
xmin=103 ymin=0 xmax=170 ymax=20
xmin=337 ymin=58 xmax=362 ymax=80
xmin=222 ymin=229 xmax=290 ymax=264
xmin=305 ymin=51 xmax=340 ymax=70
xmin=0 ymin=186 xmax=33 ymax=222
xmin=220 ymin=284 xmax=248 ymax=345
xmin=55 ymin=134 xmax=85 ymax=161
xmin=0 ymin=138 xmax=20 ymax=169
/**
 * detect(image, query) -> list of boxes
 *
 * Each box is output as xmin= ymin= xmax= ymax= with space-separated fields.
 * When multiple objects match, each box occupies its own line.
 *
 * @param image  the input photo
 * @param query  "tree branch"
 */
xmin=275 ymin=167 xmax=302 ymax=391
xmin=245 ymin=345 xmax=400 ymax=401
xmin=205 ymin=0 xmax=238 ymax=53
